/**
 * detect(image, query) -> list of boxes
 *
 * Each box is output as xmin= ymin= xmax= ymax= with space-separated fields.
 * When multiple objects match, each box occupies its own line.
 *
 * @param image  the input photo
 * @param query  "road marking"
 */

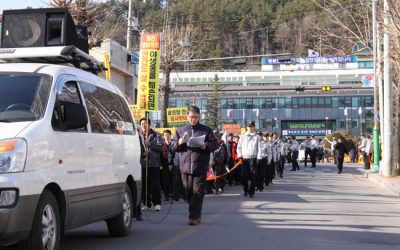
xmin=151 ymin=201 xmax=237 ymax=250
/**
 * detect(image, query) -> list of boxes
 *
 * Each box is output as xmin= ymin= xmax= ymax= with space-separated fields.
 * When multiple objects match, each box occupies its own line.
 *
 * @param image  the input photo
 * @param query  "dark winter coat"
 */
xmin=143 ymin=129 xmax=164 ymax=168
xmin=171 ymin=123 xmax=218 ymax=174
xmin=334 ymin=142 xmax=348 ymax=158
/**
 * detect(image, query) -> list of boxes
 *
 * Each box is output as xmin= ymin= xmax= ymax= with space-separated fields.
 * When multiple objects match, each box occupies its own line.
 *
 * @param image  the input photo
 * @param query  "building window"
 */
xmin=292 ymin=97 xmax=298 ymax=108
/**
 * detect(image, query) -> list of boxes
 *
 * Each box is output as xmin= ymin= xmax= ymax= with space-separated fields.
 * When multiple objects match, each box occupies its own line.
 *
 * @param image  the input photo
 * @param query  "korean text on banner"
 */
xmin=104 ymin=52 xmax=111 ymax=81
xmin=167 ymin=107 xmax=188 ymax=123
xmin=129 ymin=105 xmax=146 ymax=123
xmin=222 ymin=124 xmax=241 ymax=135
xmin=136 ymin=33 xmax=161 ymax=112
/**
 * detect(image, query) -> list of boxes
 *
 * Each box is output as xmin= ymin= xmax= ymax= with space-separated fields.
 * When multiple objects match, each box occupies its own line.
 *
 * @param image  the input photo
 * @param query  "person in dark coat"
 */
xmin=140 ymin=118 xmax=164 ymax=211
xmin=334 ymin=138 xmax=348 ymax=174
xmin=171 ymin=106 xmax=218 ymax=226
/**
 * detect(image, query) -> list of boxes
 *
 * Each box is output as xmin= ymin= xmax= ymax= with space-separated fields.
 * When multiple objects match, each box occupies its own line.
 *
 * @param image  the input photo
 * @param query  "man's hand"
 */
xmin=200 ymin=143 xmax=207 ymax=150
xmin=211 ymin=160 xmax=215 ymax=167
xmin=169 ymin=165 xmax=173 ymax=171
xmin=178 ymin=138 xmax=186 ymax=145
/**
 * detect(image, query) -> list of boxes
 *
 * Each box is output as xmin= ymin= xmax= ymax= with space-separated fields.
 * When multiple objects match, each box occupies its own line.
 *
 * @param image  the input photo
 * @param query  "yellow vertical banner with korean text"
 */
xmin=136 ymin=33 xmax=161 ymax=112
xmin=103 ymin=52 xmax=111 ymax=81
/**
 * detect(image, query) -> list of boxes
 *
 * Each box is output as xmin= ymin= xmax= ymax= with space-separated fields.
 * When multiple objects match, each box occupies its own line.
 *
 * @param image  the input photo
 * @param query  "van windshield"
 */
xmin=0 ymin=74 xmax=52 ymax=122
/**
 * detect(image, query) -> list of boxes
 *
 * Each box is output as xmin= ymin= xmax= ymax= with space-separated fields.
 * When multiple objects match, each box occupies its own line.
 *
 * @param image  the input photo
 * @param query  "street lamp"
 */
xmin=358 ymin=107 xmax=362 ymax=136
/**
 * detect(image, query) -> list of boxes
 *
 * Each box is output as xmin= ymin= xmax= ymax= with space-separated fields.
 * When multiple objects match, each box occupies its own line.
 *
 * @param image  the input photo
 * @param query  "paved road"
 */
xmin=6 ymin=163 xmax=400 ymax=250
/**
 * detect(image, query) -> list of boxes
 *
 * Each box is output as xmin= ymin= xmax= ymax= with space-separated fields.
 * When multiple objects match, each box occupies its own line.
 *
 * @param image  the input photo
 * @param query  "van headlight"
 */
xmin=0 ymin=139 xmax=27 ymax=174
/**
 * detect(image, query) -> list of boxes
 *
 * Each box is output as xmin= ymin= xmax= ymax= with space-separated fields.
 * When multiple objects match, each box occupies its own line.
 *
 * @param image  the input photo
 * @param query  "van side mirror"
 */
xmin=60 ymin=101 xmax=88 ymax=130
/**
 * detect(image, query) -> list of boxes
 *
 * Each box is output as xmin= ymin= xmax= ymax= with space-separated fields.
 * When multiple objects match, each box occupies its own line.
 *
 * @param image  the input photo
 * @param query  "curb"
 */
xmin=364 ymin=172 xmax=400 ymax=197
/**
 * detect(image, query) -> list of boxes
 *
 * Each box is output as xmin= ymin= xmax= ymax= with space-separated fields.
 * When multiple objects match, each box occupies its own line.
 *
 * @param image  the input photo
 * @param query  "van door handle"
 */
xmin=89 ymin=146 xmax=94 ymax=151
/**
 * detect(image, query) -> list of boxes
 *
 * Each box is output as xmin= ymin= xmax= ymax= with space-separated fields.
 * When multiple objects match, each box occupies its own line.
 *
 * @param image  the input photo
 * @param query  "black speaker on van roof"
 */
xmin=1 ymin=8 xmax=89 ymax=53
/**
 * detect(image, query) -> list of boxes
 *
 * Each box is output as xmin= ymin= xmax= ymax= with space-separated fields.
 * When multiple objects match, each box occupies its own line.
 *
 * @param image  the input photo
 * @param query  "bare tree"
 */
xmin=387 ymin=0 xmax=400 ymax=175
xmin=48 ymin=0 xmax=128 ymax=48
xmin=158 ymin=8 xmax=195 ymax=127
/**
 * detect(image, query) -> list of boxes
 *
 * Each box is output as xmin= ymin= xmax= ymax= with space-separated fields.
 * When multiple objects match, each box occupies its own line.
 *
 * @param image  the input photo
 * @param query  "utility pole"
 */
xmin=382 ymin=0 xmax=392 ymax=176
xmin=372 ymin=0 xmax=380 ymax=173
xmin=126 ymin=0 xmax=133 ymax=50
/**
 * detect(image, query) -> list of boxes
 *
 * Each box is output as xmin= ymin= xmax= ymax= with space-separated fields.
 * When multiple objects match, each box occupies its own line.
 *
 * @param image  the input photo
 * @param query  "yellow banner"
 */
xmin=104 ymin=52 xmax=111 ymax=81
xmin=129 ymin=104 xmax=146 ymax=123
xmin=167 ymin=107 xmax=187 ymax=124
xmin=155 ymin=127 xmax=177 ymax=135
xmin=136 ymin=33 xmax=161 ymax=112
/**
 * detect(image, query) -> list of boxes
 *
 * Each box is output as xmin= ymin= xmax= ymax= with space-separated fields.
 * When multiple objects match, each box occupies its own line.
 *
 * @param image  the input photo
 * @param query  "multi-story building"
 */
xmin=155 ymin=55 xmax=374 ymax=137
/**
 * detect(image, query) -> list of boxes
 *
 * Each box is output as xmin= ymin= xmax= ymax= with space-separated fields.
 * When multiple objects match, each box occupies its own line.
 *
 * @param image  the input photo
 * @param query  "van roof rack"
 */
xmin=0 ymin=46 xmax=104 ymax=74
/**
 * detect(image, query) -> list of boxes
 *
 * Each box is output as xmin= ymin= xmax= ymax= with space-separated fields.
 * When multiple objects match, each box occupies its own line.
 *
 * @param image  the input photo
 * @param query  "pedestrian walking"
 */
xmin=171 ymin=106 xmax=218 ymax=226
xmin=211 ymin=131 xmax=228 ymax=194
xmin=334 ymin=138 xmax=348 ymax=174
xmin=310 ymin=135 xmax=319 ymax=167
xmin=359 ymin=134 xmax=372 ymax=169
xmin=237 ymin=121 xmax=259 ymax=198
xmin=161 ymin=130 xmax=173 ymax=201
xmin=226 ymin=133 xmax=237 ymax=186
xmin=289 ymin=136 xmax=300 ymax=171
xmin=140 ymin=118 xmax=164 ymax=212
xmin=325 ymin=137 xmax=338 ymax=164
xmin=302 ymin=136 xmax=312 ymax=168
xmin=257 ymin=133 xmax=270 ymax=191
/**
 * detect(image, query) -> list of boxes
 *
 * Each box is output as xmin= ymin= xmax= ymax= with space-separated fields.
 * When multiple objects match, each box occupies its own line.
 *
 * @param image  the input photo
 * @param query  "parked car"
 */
xmin=0 ymin=47 xmax=142 ymax=250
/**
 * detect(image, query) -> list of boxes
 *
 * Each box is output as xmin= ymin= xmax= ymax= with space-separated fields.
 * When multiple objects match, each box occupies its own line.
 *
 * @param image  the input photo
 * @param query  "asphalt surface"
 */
xmin=4 ymin=163 xmax=400 ymax=250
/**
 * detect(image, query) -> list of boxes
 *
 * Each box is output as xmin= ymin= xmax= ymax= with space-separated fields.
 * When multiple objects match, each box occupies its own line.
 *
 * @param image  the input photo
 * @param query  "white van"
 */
xmin=0 ymin=49 xmax=142 ymax=249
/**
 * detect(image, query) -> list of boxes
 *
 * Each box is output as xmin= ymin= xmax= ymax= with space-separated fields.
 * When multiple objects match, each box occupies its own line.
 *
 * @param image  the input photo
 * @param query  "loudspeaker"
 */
xmin=1 ymin=8 xmax=88 ymax=53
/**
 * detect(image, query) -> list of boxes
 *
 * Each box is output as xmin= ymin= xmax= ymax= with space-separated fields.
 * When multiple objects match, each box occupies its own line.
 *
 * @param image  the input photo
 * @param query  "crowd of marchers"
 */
xmin=133 ymin=108 xmax=373 ymax=224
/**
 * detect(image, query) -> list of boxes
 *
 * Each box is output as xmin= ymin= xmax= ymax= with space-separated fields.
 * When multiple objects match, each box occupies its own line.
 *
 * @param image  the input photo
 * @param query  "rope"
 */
xmin=207 ymin=159 xmax=243 ymax=181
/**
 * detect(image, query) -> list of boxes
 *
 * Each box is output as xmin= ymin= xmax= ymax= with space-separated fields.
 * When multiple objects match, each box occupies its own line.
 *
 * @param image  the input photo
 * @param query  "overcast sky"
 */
xmin=0 ymin=0 xmax=49 ymax=13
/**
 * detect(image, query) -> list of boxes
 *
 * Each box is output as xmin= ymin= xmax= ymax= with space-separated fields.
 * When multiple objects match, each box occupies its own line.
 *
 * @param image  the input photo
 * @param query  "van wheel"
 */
xmin=21 ymin=190 xmax=60 ymax=250
xmin=106 ymin=185 xmax=133 ymax=237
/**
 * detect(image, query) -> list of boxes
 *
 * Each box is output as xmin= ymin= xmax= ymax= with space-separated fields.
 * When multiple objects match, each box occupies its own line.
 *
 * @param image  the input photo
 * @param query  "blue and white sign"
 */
xmin=131 ymin=50 xmax=140 ymax=64
xmin=287 ymin=129 xmax=327 ymax=136
xmin=262 ymin=56 xmax=356 ymax=65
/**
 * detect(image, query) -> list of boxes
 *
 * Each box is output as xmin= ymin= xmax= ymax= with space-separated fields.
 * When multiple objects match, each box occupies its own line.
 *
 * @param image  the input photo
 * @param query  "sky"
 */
xmin=0 ymin=0 xmax=47 ymax=13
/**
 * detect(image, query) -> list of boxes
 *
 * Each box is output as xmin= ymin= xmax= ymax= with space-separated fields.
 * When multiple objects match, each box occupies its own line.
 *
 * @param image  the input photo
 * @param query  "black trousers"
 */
xmin=141 ymin=167 xmax=161 ymax=207
xmin=256 ymin=158 xmax=266 ymax=191
xmin=337 ymin=156 xmax=344 ymax=172
xmin=291 ymin=151 xmax=299 ymax=170
xmin=311 ymin=148 xmax=318 ymax=167
xmin=265 ymin=160 xmax=274 ymax=185
xmin=363 ymin=152 xmax=371 ymax=169
xmin=277 ymin=156 xmax=285 ymax=176
xmin=304 ymin=148 xmax=313 ymax=167
xmin=161 ymin=165 xmax=172 ymax=200
xmin=182 ymin=172 xmax=206 ymax=220
xmin=241 ymin=158 xmax=257 ymax=196
xmin=172 ymin=167 xmax=184 ymax=201
xmin=227 ymin=159 xmax=235 ymax=185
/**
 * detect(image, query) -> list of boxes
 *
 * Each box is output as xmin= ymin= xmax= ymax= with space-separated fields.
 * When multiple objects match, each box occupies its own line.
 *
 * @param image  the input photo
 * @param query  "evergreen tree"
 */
xmin=203 ymin=74 xmax=223 ymax=130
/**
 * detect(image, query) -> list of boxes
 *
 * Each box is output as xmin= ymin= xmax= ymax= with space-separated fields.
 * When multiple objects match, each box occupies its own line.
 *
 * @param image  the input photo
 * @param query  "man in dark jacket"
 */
xmin=171 ymin=106 xmax=218 ymax=226
xmin=334 ymin=138 xmax=348 ymax=174
xmin=140 ymin=118 xmax=164 ymax=211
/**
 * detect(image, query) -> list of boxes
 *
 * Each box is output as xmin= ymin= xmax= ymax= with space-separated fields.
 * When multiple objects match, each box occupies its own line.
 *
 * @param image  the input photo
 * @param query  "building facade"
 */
xmin=154 ymin=55 xmax=374 ymax=137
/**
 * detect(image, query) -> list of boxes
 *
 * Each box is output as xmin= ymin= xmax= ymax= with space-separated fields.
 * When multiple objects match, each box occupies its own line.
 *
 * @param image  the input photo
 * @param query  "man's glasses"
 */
xmin=188 ymin=115 xmax=199 ymax=119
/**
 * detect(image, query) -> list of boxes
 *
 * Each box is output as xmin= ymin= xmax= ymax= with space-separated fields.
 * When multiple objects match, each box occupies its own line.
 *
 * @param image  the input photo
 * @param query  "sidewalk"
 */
xmin=348 ymin=163 xmax=400 ymax=197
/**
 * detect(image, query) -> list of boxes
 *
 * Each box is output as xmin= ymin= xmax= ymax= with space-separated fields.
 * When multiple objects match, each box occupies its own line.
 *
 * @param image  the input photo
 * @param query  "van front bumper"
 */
xmin=0 ymin=194 xmax=39 ymax=246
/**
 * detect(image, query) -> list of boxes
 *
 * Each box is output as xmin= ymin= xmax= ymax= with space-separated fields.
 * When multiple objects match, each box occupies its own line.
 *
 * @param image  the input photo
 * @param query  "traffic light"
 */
xmin=295 ymin=86 xmax=305 ymax=92
xmin=321 ymin=86 xmax=332 ymax=91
